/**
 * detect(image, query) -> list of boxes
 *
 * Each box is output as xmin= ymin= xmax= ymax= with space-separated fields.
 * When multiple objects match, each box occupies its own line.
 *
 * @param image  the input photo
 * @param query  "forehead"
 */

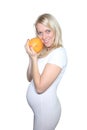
xmin=36 ymin=23 xmax=51 ymax=31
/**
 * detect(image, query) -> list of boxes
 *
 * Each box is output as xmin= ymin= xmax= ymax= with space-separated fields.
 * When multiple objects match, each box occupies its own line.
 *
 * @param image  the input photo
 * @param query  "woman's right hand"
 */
xmin=25 ymin=39 xmax=38 ymax=60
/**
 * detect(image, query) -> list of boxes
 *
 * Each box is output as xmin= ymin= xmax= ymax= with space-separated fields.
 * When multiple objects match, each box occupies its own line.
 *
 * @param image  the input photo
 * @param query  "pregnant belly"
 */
xmin=26 ymin=85 xmax=42 ymax=111
xmin=26 ymin=84 xmax=61 ymax=115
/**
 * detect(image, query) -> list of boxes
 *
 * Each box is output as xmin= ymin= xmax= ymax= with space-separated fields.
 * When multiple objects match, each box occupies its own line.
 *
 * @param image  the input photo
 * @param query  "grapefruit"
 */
xmin=28 ymin=37 xmax=43 ymax=53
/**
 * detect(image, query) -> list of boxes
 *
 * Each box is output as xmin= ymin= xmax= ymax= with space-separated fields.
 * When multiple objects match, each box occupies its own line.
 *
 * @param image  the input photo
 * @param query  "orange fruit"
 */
xmin=28 ymin=37 xmax=43 ymax=53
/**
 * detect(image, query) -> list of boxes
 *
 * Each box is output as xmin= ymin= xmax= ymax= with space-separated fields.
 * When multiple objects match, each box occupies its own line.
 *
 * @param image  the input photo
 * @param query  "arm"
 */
xmin=25 ymin=39 xmax=33 ymax=82
xmin=32 ymin=57 xmax=62 ymax=94
xmin=27 ymin=59 xmax=32 ymax=82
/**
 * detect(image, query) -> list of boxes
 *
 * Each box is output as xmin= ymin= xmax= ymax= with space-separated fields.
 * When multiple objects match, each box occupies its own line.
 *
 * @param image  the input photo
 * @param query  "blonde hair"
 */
xmin=34 ymin=13 xmax=63 ymax=57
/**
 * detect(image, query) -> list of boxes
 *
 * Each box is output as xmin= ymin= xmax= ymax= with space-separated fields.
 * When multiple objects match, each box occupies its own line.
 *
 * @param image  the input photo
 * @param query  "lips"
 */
xmin=43 ymin=39 xmax=49 ymax=44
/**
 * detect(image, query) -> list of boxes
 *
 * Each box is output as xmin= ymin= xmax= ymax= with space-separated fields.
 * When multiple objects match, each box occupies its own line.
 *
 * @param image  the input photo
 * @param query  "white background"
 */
xmin=0 ymin=0 xmax=87 ymax=130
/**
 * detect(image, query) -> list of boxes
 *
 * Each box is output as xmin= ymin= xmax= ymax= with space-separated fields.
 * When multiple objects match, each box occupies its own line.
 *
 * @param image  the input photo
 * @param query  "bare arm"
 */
xmin=25 ymin=39 xmax=32 ymax=82
xmin=32 ymin=57 xmax=62 ymax=94
xmin=27 ymin=59 xmax=32 ymax=82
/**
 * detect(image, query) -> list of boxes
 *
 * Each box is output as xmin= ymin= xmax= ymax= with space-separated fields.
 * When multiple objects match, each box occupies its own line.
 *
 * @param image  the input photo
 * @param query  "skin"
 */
xmin=25 ymin=23 xmax=62 ymax=94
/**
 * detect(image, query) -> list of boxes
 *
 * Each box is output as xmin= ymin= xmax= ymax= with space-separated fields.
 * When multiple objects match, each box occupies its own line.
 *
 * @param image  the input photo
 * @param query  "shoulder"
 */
xmin=57 ymin=47 xmax=66 ymax=52
xmin=48 ymin=47 xmax=67 ymax=68
xmin=51 ymin=47 xmax=66 ymax=55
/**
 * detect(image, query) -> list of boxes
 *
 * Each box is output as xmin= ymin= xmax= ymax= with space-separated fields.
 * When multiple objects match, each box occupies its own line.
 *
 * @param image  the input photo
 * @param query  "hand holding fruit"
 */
xmin=28 ymin=37 xmax=43 ymax=53
xmin=25 ymin=37 xmax=43 ymax=58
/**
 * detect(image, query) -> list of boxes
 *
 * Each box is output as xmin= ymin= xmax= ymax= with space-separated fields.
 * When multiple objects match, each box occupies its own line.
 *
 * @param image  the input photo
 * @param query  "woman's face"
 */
xmin=36 ymin=23 xmax=55 ymax=49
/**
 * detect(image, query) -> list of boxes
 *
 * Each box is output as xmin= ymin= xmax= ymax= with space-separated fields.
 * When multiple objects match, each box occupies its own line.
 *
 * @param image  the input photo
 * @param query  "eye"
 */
xmin=46 ymin=29 xmax=51 ymax=34
xmin=37 ymin=31 xmax=42 ymax=36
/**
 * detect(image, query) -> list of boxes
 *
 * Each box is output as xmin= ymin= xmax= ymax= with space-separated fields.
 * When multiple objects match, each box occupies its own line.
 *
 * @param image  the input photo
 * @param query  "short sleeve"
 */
xmin=47 ymin=47 xmax=67 ymax=68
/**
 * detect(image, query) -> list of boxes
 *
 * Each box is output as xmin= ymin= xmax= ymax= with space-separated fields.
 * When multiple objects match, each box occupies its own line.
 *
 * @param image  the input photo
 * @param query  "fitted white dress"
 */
xmin=26 ymin=47 xmax=67 ymax=130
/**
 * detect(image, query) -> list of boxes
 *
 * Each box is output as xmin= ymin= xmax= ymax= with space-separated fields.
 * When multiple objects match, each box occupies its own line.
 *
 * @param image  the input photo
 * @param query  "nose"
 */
xmin=42 ymin=33 xmax=47 ymax=40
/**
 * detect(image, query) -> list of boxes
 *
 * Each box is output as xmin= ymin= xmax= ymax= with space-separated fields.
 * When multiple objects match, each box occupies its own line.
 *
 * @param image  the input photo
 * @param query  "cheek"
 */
xmin=37 ymin=36 xmax=44 ymax=44
xmin=37 ymin=36 xmax=42 ymax=41
xmin=50 ymin=30 xmax=55 ymax=38
xmin=50 ymin=33 xmax=55 ymax=42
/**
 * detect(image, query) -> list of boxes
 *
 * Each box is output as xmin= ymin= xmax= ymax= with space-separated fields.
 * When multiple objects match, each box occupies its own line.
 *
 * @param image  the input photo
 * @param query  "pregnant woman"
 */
xmin=25 ymin=13 xmax=67 ymax=130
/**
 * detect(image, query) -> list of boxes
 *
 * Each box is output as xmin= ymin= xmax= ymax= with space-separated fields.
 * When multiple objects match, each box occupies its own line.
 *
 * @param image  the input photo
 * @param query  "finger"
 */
xmin=29 ymin=46 xmax=36 ymax=53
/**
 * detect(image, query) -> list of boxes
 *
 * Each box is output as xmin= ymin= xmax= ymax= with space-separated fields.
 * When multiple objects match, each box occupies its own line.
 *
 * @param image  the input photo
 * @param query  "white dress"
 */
xmin=26 ymin=47 xmax=67 ymax=130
